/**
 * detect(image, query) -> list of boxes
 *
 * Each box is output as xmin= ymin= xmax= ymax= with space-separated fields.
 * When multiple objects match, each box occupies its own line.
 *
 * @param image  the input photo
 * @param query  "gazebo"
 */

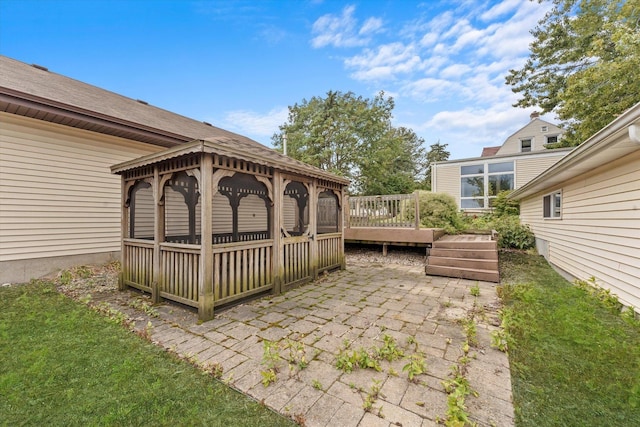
xmin=111 ymin=139 xmax=348 ymax=320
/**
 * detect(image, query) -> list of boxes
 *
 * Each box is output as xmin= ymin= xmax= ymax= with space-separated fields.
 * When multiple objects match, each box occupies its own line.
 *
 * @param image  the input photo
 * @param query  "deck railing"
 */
xmin=213 ymin=239 xmax=273 ymax=305
xmin=317 ymin=232 xmax=343 ymax=272
xmin=160 ymin=242 xmax=201 ymax=307
xmin=347 ymin=192 xmax=420 ymax=228
xmin=122 ymin=239 xmax=154 ymax=292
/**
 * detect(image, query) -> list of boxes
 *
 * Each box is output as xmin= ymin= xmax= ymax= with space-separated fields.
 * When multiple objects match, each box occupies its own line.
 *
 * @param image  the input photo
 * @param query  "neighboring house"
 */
xmin=0 ymin=55 xmax=346 ymax=285
xmin=510 ymin=102 xmax=640 ymax=314
xmin=432 ymin=112 xmax=571 ymax=210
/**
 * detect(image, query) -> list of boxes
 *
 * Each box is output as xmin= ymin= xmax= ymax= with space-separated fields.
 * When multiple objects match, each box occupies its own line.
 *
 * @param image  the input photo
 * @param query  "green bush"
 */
xmin=404 ymin=192 xmax=463 ymax=233
xmin=495 ymin=216 xmax=535 ymax=250
xmin=492 ymin=190 xmax=520 ymax=216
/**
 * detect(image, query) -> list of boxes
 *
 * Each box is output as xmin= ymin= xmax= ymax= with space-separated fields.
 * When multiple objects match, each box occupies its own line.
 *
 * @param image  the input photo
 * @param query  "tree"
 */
xmin=272 ymin=91 xmax=425 ymax=195
xmin=422 ymin=141 xmax=450 ymax=190
xmin=506 ymin=0 xmax=640 ymax=146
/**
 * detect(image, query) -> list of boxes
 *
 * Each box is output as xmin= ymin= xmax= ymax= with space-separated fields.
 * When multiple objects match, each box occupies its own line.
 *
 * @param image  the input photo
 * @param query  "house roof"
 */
xmin=432 ymin=146 xmax=572 ymax=166
xmin=481 ymin=146 xmax=501 ymax=157
xmin=510 ymin=102 xmax=640 ymax=200
xmin=0 ymin=55 xmax=348 ymax=185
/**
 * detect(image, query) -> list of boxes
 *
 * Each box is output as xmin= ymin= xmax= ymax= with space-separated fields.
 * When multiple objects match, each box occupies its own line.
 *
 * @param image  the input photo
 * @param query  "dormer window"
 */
xmin=521 ymin=138 xmax=532 ymax=152
xmin=546 ymin=135 xmax=559 ymax=145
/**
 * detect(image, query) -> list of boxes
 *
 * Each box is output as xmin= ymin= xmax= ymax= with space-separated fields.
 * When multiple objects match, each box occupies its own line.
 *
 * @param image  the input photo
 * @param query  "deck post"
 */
xmin=414 ymin=190 xmax=421 ymax=230
xmin=119 ymin=176 xmax=127 ymax=291
xmin=272 ymin=170 xmax=283 ymax=294
xmin=152 ymin=165 xmax=161 ymax=303
xmin=198 ymin=153 xmax=214 ymax=321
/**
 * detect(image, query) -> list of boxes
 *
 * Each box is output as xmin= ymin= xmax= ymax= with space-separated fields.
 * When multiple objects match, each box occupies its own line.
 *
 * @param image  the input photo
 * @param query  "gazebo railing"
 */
xmin=160 ymin=242 xmax=201 ymax=307
xmin=317 ymin=232 xmax=342 ymax=272
xmin=283 ymin=235 xmax=311 ymax=285
xmin=213 ymin=239 xmax=273 ymax=305
xmin=122 ymin=239 xmax=154 ymax=292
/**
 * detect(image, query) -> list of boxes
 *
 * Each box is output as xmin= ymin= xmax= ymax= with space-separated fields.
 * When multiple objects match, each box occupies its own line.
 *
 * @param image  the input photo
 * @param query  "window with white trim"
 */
xmin=545 ymin=135 xmax=559 ymax=145
xmin=520 ymin=138 xmax=532 ymax=152
xmin=460 ymin=161 xmax=514 ymax=209
xmin=541 ymin=126 xmax=548 ymax=132
xmin=543 ymin=191 xmax=562 ymax=218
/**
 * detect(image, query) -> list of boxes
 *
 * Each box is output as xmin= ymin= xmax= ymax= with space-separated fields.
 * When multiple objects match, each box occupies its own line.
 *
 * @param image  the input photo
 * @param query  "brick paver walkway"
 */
xmin=97 ymin=260 xmax=514 ymax=427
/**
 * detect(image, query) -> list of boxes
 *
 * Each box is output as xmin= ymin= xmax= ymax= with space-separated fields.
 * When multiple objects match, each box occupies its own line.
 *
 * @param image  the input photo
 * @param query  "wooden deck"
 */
xmin=345 ymin=193 xmax=445 ymax=250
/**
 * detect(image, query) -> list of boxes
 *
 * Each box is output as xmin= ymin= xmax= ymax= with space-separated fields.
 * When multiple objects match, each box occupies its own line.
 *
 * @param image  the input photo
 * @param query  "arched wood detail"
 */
xmin=282 ymin=180 xmax=311 ymax=237
xmin=211 ymin=169 xmax=237 ymax=198
xmin=124 ymin=177 xmax=152 ymax=207
xmin=157 ymin=173 xmax=174 ymax=206
xmin=255 ymin=175 xmax=274 ymax=204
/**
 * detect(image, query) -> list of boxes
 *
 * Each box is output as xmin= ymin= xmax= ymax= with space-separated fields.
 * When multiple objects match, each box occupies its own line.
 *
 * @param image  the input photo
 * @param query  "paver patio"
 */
xmin=96 ymin=259 xmax=514 ymax=427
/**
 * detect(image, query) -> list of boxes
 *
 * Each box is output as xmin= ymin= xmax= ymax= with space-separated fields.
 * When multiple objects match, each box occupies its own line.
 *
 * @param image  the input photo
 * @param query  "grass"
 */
xmin=499 ymin=251 xmax=640 ymax=426
xmin=0 ymin=280 xmax=295 ymax=427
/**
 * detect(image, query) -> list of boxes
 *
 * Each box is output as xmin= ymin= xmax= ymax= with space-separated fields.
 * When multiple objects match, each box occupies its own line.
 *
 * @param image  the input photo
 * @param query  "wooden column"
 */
xmin=309 ymin=181 xmax=318 ymax=279
xmin=199 ymin=154 xmax=214 ymax=320
xmin=341 ymin=189 xmax=347 ymax=270
xmin=119 ymin=176 xmax=127 ymax=290
xmin=414 ymin=190 xmax=421 ymax=230
xmin=151 ymin=166 xmax=162 ymax=303
xmin=272 ymin=170 xmax=283 ymax=294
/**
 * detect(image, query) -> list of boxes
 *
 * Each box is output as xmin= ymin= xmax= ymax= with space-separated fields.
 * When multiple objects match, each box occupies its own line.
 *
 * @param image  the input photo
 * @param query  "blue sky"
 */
xmin=0 ymin=0 xmax=554 ymax=159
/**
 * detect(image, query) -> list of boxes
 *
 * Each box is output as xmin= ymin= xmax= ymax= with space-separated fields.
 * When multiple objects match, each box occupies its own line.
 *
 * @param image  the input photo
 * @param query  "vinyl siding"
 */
xmin=0 ymin=113 xmax=162 ymax=261
xmin=514 ymin=153 xmax=567 ymax=188
xmin=497 ymin=119 xmax=562 ymax=155
xmin=520 ymin=150 xmax=640 ymax=310
xmin=433 ymin=163 xmax=461 ymax=206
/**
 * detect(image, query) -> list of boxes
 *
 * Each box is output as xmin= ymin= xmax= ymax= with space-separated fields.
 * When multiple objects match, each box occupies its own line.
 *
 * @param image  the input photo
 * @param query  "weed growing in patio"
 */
xmin=311 ymin=379 xmax=323 ymax=390
xmin=260 ymin=340 xmax=281 ymax=387
xmin=376 ymin=334 xmax=404 ymax=361
xmin=402 ymin=353 xmax=428 ymax=382
xmin=469 ymin=284 xmax=480 ymax=297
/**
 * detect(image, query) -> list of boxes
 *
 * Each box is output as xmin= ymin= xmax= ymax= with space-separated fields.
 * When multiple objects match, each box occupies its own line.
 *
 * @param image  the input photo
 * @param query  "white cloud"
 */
xmin=311 ymin=5 xmax=382 ymax=48
xmin=218 ymin=107 xmax=289 ymax=141
xmin=345 ymin=42 xmax=423 ymax=81
xmin=360 ymin=17 xmax=383 ymax=35
xmin=480 ymin=0 xmax=523 ymax=22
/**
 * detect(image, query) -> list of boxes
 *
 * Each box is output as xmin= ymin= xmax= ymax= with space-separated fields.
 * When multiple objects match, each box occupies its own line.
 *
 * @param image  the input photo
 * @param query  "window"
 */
xmin=541 ymin=126 xmax=548 ymax=132
xmin=543 ymin=191 xmax=562 ymax=218
xmin=546 ymin=135 xmax=559 ymax=145
xmin=520 ymin=138 xmax=532 ymax=152
xmin=460 ymin=161 xmax=514 ymax=209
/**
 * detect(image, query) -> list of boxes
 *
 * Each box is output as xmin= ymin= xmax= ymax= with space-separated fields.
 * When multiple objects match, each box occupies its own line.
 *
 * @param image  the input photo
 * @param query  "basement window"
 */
xmin=543 ymin=191 xmax=562 ymax=219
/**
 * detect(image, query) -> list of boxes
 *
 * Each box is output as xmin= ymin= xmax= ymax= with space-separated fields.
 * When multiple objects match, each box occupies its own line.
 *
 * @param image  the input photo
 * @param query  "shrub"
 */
xmin=495 ymin=216 xmax=535 ymax=250
xmin=492 ymin=190 xmax=520 ymax=216
xmin=404 ymin=192 xmax=463 ymax=233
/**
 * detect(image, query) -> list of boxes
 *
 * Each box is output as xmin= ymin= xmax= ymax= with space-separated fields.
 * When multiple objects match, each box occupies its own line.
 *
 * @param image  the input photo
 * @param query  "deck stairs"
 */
xmin=426 ymin=234 xmax=499 ymax=283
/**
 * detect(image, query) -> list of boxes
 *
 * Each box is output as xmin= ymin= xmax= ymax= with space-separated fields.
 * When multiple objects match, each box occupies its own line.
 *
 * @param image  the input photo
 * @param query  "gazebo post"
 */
xmin=152 ymin=165 xmax=162 ymax=303
xmin=198 ymin=153 xmax=214 ymax=320
xmin=341 ymin=191 xmax=348 ymax=270
xmin=309 ymin=180 xmax=318 ymax=280
xmin=272 ymin=170 xmax=283 ymax=295
xmin=118 ymin=176 xmax=127 ymax=290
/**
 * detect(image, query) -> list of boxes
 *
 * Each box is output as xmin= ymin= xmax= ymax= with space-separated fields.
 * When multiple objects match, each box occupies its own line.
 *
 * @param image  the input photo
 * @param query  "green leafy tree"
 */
xmin=423 ymin=141 xmax=450 ymax=190
xmin=506 ymin=0 xmax=640 ymax=146
xmin=272 ymin=91 xmax=425 ymax=195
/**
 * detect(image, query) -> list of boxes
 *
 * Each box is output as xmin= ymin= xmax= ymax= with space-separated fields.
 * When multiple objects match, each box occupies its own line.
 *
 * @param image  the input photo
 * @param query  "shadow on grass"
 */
xmin=0 ymin=281 xmax=295 ymax=427
xmin=499 ymin=251 xmax=640 ymax=426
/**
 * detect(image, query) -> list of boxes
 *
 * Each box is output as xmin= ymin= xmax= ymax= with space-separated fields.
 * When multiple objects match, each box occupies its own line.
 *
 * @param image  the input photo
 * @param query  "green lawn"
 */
xmin=499 ymin=251 xmax=640 ymax=426
xmin=0 ymin=281 xmax=294 ymax=427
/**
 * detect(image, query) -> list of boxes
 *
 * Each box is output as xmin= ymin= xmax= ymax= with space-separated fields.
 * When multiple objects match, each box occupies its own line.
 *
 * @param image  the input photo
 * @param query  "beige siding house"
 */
xmin=432 ymin=113 xmax=571 ymax=210
xmin=510 ymin=102 xmax=640 ymax=314
xmin=0 ymin=55 xmax=347 ymax=285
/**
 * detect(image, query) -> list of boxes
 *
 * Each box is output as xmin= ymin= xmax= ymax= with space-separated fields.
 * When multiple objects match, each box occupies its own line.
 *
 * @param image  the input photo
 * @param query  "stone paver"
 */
xmin=94 ymin=258 xmax=515 ymax=427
